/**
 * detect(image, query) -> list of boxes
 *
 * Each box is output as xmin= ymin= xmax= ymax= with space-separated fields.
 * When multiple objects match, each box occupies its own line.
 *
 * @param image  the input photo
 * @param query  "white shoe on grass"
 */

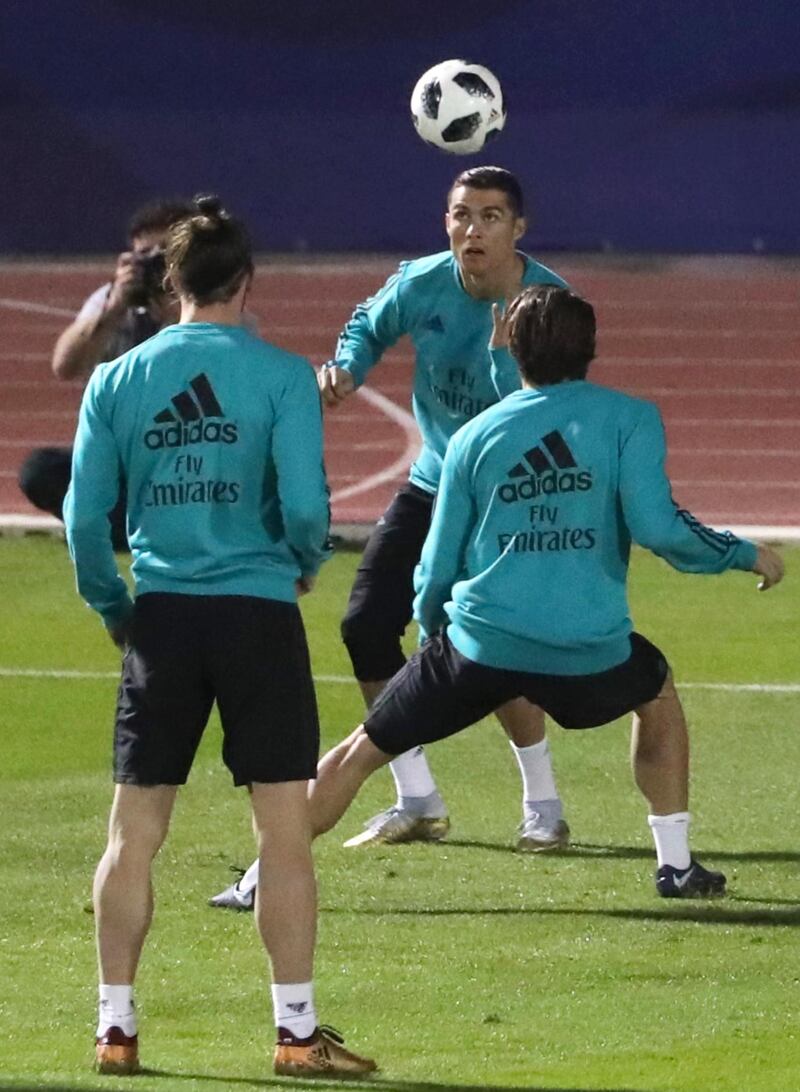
xmin=342 ymin=806 xmax=450 ymax=847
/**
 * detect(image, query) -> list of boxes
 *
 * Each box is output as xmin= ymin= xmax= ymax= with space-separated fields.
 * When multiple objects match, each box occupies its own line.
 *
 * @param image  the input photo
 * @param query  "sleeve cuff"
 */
xmin=733 ymin=539 xmax=759 ymax=572
xmin=101 ymin=595 xmax=135 ymax=628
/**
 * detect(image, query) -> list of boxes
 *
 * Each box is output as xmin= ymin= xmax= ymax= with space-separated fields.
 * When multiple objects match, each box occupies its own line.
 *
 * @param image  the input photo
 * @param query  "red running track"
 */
xmin=1 ymin=255 xmax=798 ymax=530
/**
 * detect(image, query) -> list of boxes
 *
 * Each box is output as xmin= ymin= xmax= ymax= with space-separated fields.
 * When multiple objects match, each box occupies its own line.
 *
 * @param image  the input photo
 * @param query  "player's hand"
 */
xmin=296 ymin=574 xmax=316 ymax=596
xmin=318 ymin=362 xmax=355 ymax=406
xmin=753 ymin=544 xmax=784 ymax=591
xmin=105 ymin=618 xmax=132 ymax=651
xmin=489 ymin=302 xmax=511 ymax=349
xmin=104 ymin=251 xmax=139 ymax=315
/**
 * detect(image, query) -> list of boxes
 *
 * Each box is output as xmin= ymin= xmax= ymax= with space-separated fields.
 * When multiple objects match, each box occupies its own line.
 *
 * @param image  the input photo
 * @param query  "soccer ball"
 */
xmin=410 ymin=60 xmax=506 ymax=155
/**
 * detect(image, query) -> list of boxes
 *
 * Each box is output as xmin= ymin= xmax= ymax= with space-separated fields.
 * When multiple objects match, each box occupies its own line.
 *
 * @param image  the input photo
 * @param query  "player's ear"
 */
xmin=513 ymin=217 xmax=527 ymax=241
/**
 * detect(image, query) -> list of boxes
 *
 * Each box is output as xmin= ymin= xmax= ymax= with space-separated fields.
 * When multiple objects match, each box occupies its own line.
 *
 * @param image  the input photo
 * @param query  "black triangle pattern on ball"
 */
xmin=442 ymin=112 xmax=482 ymax=143
xmin=453 ymin=72 xmax=494 ymax=99
xmin=421 ymin=79 xmax=442 ymax=120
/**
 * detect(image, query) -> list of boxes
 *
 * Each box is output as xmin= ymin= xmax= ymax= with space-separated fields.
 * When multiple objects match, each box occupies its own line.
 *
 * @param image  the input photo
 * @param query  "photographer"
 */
xmin=18 ymin=200 xmax=193 ymax=548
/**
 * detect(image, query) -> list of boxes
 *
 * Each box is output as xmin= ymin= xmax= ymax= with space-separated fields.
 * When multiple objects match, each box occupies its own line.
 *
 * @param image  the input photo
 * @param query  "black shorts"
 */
xmin=365 ymin=631 xmax=669 ymax=755
xmin=341 ymin=482 xmax=434 ymax=680
xmin=114 ymin=594 xmax=319 ymax=786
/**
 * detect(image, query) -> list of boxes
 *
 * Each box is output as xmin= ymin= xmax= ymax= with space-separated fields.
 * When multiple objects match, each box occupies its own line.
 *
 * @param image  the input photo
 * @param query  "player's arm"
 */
xmin=318 ymin=266 xmax=407 ymax=406
xmin=63 ymin=370 xmax=133 ymax=642
xmin=273 ymin=363 xmax=333 ymax=582
xmin=488 ymin=301 xmax=520 ymax=399
xmin=413 ymin=439 xmax=476 ymax=635
xmin=52 ymin=256 xmax=139 ymax=380
xmin=619 ymin=403 xmax=784 ymax=588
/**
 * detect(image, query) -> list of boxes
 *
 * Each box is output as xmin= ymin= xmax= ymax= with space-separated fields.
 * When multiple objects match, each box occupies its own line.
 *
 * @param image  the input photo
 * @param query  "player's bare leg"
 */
xmin=343 ymin=677 xmax=449 ymax=847
xmin=94 ymin=783 xmax=177 ymax=1073
xmin=633 ymin=674 xmax=725 ymax=898
xmin=311 ymin=727 xmax=393 ymax=838
xmin=251 ymin=781 xmax=316 ymax=984
xmin=250 ymin=780 xmax=376 ymax=1077
xmin=495 ymin=698 xmax=569 ymax=851
xmin=95 ymin=784 xmax=176 ymax=983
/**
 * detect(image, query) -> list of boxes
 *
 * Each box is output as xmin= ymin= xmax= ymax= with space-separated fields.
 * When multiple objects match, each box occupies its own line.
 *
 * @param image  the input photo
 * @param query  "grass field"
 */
xmin=0 ymin=536 xmax=798 ymax=1092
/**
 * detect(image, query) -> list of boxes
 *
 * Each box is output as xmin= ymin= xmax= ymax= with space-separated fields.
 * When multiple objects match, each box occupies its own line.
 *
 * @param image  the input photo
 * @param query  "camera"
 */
xmin=127 ymin=249 xmax=167 ymax=308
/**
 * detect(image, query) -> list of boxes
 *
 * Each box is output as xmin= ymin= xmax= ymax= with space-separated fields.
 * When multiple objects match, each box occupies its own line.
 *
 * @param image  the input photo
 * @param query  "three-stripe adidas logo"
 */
xmin=498 ymin=429 xmax=593 ymax=503
xmin=144 ymin=373 xmax=238 ymax=450
xmin=508 ymin=430 xmax=577 ymax=477
xmin=153 ymin=372 xmax=223 ymax=424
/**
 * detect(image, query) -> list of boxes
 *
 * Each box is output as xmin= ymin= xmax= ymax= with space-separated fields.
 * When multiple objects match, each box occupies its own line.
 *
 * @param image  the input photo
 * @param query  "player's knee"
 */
xmin=340 ymin=610 xmax=405 ymax=681
xmin=105 ymin=821 xmax=167 ymax=866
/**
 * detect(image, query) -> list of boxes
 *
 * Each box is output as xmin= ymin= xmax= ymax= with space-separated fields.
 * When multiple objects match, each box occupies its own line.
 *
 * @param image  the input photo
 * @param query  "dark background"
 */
xmin=1 ymin=0 xmax=798 ymax=254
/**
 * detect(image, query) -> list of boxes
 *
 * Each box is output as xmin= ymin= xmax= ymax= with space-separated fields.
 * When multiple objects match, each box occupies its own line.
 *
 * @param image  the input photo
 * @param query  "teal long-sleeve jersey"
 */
xmin=334 ymin=250 xmax=567 ymax=493
xmin=64 ymin=323 xmax=331 ymax=627
xmin=414 ymin=381 xmax=758 ymax=676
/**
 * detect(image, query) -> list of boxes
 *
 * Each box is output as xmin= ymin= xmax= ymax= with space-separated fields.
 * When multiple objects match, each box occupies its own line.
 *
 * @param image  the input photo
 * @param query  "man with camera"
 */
xmin=18 ymin=200 xmax=193 ymax=549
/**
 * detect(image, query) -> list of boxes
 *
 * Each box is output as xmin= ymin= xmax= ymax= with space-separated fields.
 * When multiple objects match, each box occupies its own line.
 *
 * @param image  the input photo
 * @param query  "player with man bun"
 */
xmin=65 ymin=194 xmax=375 ymax=1078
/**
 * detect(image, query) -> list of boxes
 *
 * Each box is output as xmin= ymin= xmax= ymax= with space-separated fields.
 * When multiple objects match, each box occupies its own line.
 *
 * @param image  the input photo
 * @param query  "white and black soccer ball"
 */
xmin=410 ymin=60 xmax=506 ymax=155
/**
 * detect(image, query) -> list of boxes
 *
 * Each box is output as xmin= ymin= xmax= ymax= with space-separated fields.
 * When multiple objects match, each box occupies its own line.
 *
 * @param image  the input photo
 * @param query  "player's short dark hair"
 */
xmin=127 ymin=200 xmax=194 ymax=242
xmin=507 ymin=286 xmax=596 ymax=384
xmin=447 ymin=166 xmax=524 ymax=219
xmin=165 ymin=194 xmax=254 ymax=306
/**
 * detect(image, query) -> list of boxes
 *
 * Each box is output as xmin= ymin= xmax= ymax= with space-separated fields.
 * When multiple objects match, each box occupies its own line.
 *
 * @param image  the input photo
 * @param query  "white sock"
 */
xmin=271 ymin=981 xmax=317 ymax=1040
xmin=238 ymin=859 xmax=260 ymax=897
xmin=510 ymin=739 xmax=559 ymax=805
xmin=389 ymin=746 xmax=438 ymax=800
xmin=97 ymin=984 xmax=136 ymax=1037
xmin=648 ymin=812 xmax=691 ymax=870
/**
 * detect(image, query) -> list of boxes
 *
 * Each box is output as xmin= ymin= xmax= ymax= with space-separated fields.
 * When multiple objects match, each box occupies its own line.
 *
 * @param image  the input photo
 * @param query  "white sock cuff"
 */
xmin=239 ymin=859 xmax=260 ymax=895
xmin=388 ymin=746 xmax=438 ymax=799
xmin=648 ymin=811 xmax=690 ymax=828
xmin=509 ymin=738 xmax=549 ymax=758
xmin=98 ymin=984 xmax=136 ymax=1037
xmin=271 ymin=981 xmax=316 ymax=1038
xmin=99 ymin=984 xmax=134 ymax=1013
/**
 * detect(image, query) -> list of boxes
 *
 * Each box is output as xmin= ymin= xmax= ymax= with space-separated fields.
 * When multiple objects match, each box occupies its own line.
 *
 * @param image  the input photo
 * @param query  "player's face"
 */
xmin=446 ymin=186 xmax=525 ymax=276
xmin=130 ymin=229 xmax=167 ymax=256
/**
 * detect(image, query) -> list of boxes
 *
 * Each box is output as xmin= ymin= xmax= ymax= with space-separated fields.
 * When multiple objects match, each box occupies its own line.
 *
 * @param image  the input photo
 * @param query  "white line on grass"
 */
xmin=1 ymin=667 xmax=798 ymax=692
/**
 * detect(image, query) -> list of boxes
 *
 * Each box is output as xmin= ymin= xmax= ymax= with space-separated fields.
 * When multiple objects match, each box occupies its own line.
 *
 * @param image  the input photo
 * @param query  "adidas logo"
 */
xmin=286 ymin=1002 xmax=308 ymax=1014
xmin=498 ymin=430 xmax=592 ymax=503
xmin=423 ymin=314 xmax=444 ymax=333
xmin=144 ymin=373 xmax=238 ymax=450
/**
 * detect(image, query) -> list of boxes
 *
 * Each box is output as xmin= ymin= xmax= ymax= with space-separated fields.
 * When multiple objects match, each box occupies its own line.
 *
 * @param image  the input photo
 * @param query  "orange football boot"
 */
xmin=95 ymin=1026 xmax=139 ymax=1075
xmin=273 ymin=1025 xmax=377 ymax=1078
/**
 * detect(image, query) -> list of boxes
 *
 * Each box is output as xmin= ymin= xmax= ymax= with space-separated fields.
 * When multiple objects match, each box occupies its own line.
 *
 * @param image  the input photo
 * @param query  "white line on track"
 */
xmin=0 ymin=666 xmax=798 ymax=692
xmin=597 ymin=357 xmax=799 ymax=367
xmin=0 ymin=440 xmax=72 ymax=448
xmin=329 ymin=387 xmax=417 ymax=504
xmin=0 ymin=352 xmax=51 ymax=361
xmin=600 ymin=327 xmax=798 ymax=338
xmin=0 ymin=298 xmax=74 ymax=318
xmin=671 ymin=480 xmax=795 ymax=489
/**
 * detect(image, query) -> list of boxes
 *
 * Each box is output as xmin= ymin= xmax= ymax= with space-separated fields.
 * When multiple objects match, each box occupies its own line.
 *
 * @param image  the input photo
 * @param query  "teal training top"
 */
xmin=64 ymin=322 xmax=331 ymax=626
xmin=334 ymin=250 xmax=567 ymax=493
xmin=413 ymin=380 xmax=758 ymax=676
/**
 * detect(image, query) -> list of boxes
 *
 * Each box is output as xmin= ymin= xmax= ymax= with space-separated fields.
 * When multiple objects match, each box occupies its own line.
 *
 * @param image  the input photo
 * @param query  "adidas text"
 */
xmin=498 ymin=469 xmax=592 ymax=504
xmin=144 ymin=420 xmax=238 ymax=450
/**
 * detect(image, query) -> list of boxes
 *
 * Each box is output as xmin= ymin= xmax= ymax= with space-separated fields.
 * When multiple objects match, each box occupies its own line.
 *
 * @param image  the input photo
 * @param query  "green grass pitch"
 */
xmin=0 ymin=536 xmax=797 ymax=1091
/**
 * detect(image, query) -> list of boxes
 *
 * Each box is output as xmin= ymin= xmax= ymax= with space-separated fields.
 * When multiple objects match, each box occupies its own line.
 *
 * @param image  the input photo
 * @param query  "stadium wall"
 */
xmin=1 ymin=1 xmax=798 ymax=255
